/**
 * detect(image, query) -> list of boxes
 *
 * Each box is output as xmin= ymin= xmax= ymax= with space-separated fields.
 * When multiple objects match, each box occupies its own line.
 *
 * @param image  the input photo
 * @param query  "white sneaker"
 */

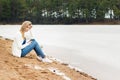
xmin=42 ymin=57 xmax=53 ymax=63
xmin=37 ymin=56 xmax=42 ymax=61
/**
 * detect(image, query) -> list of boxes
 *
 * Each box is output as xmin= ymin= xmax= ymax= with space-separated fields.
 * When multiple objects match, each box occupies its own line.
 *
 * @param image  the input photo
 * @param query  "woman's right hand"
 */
xmin=27 ymin=40 xmax=32 ymax=44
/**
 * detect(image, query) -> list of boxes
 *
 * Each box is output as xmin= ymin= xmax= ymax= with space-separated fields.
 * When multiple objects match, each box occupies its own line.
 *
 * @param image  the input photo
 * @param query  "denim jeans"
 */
xmin=21 ymin=39 xmax=45 ymax=58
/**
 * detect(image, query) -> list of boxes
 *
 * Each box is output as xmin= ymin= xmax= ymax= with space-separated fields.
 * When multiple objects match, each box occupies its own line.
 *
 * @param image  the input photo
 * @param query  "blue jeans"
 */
xmin=21 ymin=39 xmax=45 ymax=58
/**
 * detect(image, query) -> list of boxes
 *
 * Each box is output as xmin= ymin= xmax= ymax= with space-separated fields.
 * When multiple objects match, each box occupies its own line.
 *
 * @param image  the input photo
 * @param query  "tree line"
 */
xmin=0 ymin=0 xmax=120 ymax=24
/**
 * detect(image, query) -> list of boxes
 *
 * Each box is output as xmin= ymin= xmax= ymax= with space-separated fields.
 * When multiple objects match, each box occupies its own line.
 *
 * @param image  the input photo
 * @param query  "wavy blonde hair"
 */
xmin=20 ymin=21 xmax=32 ymax=31
xmin=20 ymin=21 xmax=32 ymax=39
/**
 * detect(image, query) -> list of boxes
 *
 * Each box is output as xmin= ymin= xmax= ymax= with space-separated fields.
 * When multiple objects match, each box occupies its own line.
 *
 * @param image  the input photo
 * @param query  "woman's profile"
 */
xmin=12 ymin=21 xmax=52 ymax=63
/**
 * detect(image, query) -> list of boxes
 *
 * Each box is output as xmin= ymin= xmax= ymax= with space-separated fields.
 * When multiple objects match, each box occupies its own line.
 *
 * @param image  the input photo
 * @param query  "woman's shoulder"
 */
xmin=14 ymin=31 xmax=22 ymax=38
xmin=16 ymin=31 xmax=21 ymax=35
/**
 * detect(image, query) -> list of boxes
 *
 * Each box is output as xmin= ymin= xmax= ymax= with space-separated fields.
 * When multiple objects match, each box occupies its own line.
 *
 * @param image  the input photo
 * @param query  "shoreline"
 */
xmin=0 ymin=20 xmax=120 ymax=25
xmin=0 ymin=36 xmax=97 ymax=80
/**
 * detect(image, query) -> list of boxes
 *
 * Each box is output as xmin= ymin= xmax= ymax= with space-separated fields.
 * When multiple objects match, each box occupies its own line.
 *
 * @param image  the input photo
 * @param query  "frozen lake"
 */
xmin=0 ymin=25 xmax=120 ymax=80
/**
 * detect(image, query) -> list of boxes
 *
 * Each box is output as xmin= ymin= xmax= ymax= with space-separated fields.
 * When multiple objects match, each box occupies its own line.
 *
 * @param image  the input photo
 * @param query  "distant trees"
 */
xmin=0 ymin=0 xmax=120 ymax=24
xmin=0 ymin=0 xmax=27 ymax=23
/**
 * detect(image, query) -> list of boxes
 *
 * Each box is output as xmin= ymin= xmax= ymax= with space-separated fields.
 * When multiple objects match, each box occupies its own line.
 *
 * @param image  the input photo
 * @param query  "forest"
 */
xmin=0 ymin=0 xmax=120 ymax=24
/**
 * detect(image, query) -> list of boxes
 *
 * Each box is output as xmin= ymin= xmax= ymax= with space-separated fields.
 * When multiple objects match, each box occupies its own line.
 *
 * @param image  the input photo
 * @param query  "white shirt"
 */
xmin=12 ymin=30 xmax=33 ymax=57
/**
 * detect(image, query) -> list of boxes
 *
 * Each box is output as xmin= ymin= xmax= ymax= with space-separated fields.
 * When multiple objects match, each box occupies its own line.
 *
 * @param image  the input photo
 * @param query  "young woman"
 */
xmin=12 ymin=21 xmax=52 ymax=63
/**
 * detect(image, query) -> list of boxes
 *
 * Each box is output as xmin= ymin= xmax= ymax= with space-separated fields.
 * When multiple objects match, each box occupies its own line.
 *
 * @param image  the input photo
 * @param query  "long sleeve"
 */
xmin=12 ymin=32 xmax=31 ymax=57
xmin=25 ymin=30 xmax=34 ymax=41
xmin=15 ymin=34 xmax=30 ymax=49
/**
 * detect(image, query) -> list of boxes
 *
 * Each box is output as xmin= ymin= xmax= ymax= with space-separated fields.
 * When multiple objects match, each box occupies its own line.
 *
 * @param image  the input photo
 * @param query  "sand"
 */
xmin=0 ymin=37 xmax=96 ymax=80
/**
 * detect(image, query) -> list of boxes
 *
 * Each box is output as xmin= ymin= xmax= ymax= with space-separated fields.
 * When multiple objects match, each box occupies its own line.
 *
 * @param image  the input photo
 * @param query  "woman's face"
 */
xmin=24 ymin=23 xmax=32 ymax=32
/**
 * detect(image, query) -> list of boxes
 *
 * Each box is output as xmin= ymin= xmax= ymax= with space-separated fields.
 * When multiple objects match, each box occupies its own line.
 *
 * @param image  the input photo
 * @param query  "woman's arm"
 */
xmin=15 ymin=34 xmax=31 ymax=49
xmin=25 ymin=30 xmax=34 ymax=41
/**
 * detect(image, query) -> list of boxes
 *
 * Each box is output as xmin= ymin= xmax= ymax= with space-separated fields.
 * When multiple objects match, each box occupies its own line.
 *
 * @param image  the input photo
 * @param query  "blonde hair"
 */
xmin=20 ymin=21 xmax=32 ymax=32
xmin=20 ymin=21 xmax=32 ymax=39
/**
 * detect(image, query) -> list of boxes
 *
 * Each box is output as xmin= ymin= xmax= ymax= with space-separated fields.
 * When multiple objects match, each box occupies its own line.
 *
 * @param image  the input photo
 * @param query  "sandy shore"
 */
xmin=0 ymin=36 xmax=96 ymax=80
